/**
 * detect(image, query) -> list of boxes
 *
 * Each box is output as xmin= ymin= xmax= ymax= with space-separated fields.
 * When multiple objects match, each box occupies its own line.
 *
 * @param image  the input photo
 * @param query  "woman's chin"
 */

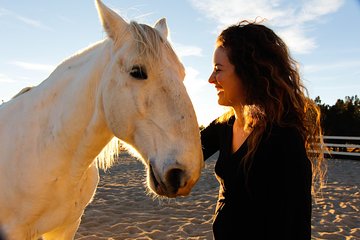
xmin=217 ymin=98 xmax=230 ymax=107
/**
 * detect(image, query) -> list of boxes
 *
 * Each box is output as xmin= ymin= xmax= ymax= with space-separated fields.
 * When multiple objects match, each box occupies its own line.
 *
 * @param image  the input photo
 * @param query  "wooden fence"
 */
xmin=323 ymin=136 xmax=360 ymax=160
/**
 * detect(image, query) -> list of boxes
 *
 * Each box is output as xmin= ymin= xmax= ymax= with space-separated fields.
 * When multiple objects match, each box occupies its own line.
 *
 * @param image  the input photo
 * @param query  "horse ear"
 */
xmin=95 ymin=0 xmax=128 ymax=41
xmin=154 ymin=18 xmax=168 ymax=39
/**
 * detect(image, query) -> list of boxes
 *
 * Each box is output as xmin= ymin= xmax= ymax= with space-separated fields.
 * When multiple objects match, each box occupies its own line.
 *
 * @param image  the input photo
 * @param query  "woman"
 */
xmin=201 ymin=20 xmax=326 ymax=239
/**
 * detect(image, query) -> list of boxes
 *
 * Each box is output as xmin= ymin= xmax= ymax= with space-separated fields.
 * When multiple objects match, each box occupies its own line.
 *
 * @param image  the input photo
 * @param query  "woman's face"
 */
xmin=209 ymin=46 xmax=245 ymax=108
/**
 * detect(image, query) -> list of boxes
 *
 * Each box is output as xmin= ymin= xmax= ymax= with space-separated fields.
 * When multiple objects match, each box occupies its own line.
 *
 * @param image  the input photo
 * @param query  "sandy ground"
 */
xmin=75 ymin=153 xmax=360 ymax=240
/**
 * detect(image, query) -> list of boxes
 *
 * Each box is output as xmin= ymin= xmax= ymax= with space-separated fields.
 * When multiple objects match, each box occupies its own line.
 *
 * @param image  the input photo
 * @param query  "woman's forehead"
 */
xmin=213 ymin=47 xmax=230 ymax=65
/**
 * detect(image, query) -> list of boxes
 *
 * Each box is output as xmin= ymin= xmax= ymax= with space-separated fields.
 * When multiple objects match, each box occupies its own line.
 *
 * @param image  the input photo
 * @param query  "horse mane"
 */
xmin=96 ymin=137 xmax=144 ymax=170
xmin=96 ymin=137 xmax=120 ymax=170
xmin=12 ymin=86 xmax=34 ymax=99
xmin=96 ymin=21 xmax=176 ymax=170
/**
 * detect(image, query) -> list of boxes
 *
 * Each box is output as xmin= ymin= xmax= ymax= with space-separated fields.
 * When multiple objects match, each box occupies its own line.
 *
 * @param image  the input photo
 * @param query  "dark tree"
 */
xmin=316 ymin=95 xmax=360 ymax=136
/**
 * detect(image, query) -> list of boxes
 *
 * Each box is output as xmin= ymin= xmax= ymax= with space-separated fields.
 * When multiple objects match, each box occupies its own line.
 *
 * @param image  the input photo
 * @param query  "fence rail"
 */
xmin=323 ymin=135 xmax=360 ymax=159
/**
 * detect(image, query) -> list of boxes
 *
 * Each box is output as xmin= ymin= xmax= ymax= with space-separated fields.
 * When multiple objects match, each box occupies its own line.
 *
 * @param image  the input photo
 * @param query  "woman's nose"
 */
xmin=208 ymin=71 xmax=216 ymax=83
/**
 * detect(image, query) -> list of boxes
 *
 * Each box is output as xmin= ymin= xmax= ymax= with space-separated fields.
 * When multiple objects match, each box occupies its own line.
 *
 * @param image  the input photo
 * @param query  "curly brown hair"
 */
xmin=216 ymin=20 xmax=326 ymax=196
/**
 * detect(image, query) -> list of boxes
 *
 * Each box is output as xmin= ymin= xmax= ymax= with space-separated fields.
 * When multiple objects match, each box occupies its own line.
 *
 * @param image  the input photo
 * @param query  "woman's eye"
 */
xmin=130 ymin=65 xmax=148 ymax=80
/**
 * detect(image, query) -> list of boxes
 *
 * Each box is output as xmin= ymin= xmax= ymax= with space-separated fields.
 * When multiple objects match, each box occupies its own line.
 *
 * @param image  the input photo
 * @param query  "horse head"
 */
xmin=96 ymin=0 xmax=203 ymax=198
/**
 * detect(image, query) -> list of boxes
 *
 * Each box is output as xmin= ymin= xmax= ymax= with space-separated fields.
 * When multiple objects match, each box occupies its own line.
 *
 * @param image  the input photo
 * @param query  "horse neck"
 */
xmin=37 ymin=40 xmax=115 ymax=170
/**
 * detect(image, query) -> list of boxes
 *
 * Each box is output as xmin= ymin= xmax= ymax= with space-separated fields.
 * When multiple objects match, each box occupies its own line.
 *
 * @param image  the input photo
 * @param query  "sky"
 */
xmin=0 ymin=0 xmax=359 ymax=126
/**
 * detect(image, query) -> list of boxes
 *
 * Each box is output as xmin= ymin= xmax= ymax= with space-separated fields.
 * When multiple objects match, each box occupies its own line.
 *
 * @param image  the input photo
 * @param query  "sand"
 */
xmin=75 ymin=153 xmax=360 ymax=240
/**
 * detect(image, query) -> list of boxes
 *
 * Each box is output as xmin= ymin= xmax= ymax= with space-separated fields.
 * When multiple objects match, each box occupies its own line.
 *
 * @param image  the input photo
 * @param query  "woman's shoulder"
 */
xmin=262 ymin=124 xmax=304 ymax=148
xmin=258 ymin=124 xmax=308 ymax=167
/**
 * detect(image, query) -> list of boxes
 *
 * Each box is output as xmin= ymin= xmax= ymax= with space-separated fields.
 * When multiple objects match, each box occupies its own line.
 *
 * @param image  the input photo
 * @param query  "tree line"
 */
xmin=315 ymin=95 xmax=360 ymax=136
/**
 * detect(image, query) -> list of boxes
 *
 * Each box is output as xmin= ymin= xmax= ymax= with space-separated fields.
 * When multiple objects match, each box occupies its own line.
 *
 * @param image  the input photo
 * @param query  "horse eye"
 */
xmin=130 ymin=65 xmax=148 ymax=80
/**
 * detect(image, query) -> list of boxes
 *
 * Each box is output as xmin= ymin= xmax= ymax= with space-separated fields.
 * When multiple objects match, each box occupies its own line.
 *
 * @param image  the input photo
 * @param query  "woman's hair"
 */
xmin=216 ymin=20 xmax=326 ymax=196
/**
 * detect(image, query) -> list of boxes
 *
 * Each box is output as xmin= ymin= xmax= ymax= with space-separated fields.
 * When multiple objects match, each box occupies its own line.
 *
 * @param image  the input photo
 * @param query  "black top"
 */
xmin=201 ymin=116 xmax=312 ymax=240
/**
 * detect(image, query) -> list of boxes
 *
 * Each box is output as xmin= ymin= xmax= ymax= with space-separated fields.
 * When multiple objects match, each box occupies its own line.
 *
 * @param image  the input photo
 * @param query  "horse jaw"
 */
xmin=125 ymin=84 xmax=203 ymax=198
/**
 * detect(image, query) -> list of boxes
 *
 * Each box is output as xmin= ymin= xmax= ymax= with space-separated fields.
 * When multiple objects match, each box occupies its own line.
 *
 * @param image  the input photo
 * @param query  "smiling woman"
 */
xmin=0 ymin=0 xmax=203 ymax=239
xmin=201 ymin=20 xmax=326 ymax=239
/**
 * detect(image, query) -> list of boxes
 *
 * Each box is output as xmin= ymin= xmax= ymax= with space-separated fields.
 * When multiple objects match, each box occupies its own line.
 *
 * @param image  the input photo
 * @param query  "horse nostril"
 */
xmin=166 ymin=168 xmax=184 ymax=191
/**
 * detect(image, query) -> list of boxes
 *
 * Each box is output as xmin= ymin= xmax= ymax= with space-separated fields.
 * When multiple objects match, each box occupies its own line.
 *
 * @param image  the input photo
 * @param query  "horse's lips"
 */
xmin=149 ymin=164 xmax=165 ymax=195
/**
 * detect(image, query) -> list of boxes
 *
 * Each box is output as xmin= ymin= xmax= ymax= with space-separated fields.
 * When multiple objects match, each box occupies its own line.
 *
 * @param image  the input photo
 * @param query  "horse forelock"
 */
xmin=128 ymin=21 xmax=181 ymax=68
xmin=129 ymin=22 xmax=162 ymax=60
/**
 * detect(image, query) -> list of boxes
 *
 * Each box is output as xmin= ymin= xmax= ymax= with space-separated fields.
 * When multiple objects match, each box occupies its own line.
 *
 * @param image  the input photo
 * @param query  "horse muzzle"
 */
xmin=148 ymin=163 xmax=196 ymax=198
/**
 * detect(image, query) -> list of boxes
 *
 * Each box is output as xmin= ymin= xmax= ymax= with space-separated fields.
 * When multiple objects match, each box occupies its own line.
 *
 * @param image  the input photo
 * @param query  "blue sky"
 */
xmin=0 ymin=0 xmax=359 ymax=126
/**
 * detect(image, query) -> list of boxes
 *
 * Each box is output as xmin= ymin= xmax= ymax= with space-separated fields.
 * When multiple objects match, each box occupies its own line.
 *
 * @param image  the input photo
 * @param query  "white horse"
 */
xmin=0 ymin=1 xmax=203 ymax=239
